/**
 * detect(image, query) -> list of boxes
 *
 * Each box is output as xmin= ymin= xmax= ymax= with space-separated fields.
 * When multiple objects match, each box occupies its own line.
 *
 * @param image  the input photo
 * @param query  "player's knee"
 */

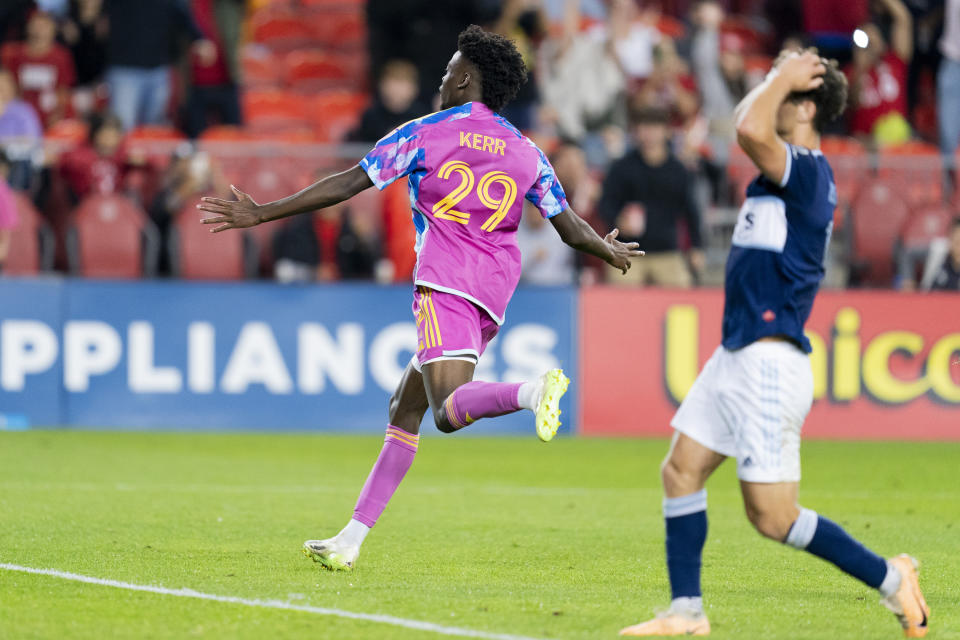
xmin=746 ymin=507 xmax=794 ymax=541
xmin=660 ymin=456 xmax=700 ymax=495
xmin=431 ymin=407 xmax=456 ymax=434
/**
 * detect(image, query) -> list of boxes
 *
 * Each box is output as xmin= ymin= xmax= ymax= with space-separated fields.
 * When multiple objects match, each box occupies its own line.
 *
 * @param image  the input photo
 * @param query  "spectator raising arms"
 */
xmin=598 ymin=106 xmax=704 ymax=288
xmin=539 ymin=0 xmax=625 ymax=145
xmin=0 ymin=9 xmax=76 ymax=128
xmin=691 ymin=0 xmax=745 ymax=169
xmin=846 ymin=0 xmax=913 ymax=147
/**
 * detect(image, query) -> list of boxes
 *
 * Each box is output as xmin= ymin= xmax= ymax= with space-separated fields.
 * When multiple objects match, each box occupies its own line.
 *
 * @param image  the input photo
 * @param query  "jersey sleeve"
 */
xmin=524 ymin=146 xmax=568 ymax=219
xmin=359 ymin=119 xmax=426 ymax=190
xmin=779 ymin=142 xmax=820 ymax=197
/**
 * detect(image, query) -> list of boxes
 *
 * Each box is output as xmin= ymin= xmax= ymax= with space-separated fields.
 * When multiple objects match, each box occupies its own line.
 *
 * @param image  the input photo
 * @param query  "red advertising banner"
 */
xmin=580 ymin=288 xmax=960 ymax=439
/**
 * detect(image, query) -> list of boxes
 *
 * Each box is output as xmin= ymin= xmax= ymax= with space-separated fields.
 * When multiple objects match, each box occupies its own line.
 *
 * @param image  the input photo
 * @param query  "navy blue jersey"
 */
xmin=722 ymin=143 xmax=836 ymax=353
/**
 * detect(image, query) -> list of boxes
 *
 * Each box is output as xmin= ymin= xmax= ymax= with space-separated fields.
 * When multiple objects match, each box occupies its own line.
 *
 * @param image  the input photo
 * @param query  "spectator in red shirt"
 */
xmin=183 ymin=0 xmax=244 ymax=139
xmin=58 ymin=111 xmax=136 ymax=203
xmin=0 ymin=10 xmax=76 ymax=128
xmin=846 ymin=0 xmax=913 ymax=146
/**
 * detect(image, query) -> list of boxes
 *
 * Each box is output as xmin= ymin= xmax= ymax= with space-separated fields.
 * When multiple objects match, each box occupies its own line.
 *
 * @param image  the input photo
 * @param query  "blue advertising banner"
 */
xmin=0 ymin=278 xmax=64 ymax=427
xmin=0 ymin=279 xmax=576 ymax=434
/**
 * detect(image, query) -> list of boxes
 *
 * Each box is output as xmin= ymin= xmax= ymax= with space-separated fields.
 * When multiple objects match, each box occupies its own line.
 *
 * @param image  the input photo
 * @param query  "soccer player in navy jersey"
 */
xmin=620 ymin=50 xmax=930 ymax=637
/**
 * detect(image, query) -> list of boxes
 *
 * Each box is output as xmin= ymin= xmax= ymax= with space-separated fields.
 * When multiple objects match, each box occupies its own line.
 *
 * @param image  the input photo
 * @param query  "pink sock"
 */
xmin=352 ymin=426 xmax=419 ymax=527
xmin=444 ymin=381 xmax=523 ymax=429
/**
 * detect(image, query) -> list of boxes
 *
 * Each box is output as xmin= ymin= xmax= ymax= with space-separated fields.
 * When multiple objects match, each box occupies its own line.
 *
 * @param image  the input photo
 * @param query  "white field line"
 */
xmin=0 ymin=480 xmax=659 ymax=497
xmin=0 ymin=563 xmax=548 ymax=640
xmin=1 ymin=481 xmax=957 ymax=502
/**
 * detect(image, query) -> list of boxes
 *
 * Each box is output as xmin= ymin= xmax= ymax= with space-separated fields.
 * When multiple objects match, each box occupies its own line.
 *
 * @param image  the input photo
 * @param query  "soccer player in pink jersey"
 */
xmin=197 ymin=26 xmax=643 ymax=571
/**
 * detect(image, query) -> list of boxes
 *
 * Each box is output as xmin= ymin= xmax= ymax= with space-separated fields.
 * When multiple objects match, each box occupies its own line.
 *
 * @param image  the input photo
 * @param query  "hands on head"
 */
xmin=773 ymin=50 xmax=827 ymax=92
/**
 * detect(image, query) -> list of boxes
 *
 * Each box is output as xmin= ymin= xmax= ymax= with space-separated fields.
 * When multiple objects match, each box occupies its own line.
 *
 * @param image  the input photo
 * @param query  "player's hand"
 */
xmin=604 ymin=228 xmax=645 ymax=275
xmin=773 ymin=50 xmax=826 ymax=92
xmin=197 ymin=185 xmax=263 ymax=233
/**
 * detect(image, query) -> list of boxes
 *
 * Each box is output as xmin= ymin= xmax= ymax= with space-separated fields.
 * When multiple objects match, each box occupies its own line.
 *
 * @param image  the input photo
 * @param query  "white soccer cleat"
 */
xmin=620 ymin=607 xmax=711 ymax=636
xmin=881 ymin=554 xmax=930 ymax=637
xmin=534 ymin=368 xmax=570 ymax=442
xmin=302 ymin=536 xmax=359 ymax=572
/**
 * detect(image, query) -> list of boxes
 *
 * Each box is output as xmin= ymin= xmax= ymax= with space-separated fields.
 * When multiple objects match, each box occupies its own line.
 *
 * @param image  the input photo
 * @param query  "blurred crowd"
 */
xmin=0 ymin=0 xmax=958 ymax=291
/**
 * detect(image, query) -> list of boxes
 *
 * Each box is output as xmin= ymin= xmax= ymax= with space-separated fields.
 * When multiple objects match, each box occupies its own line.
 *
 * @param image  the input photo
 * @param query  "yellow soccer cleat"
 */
xmin=302 ymin=537 xmax=359 ymax=572
xmin=881 ymin=554 xmax=930 ymax=637
xmin=534 ymin=368 xmax=570 ymax=442
xmin=619 ymin=611 xmax=711 ymax=636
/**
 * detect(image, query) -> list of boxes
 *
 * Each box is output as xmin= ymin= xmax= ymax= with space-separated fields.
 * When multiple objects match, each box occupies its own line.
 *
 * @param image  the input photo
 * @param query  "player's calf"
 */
xmin=427 ymin=368 xmax=570 ymax=441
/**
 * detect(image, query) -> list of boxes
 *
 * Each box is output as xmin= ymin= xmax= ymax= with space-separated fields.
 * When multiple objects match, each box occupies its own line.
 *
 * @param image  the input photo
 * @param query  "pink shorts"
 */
xmin=411 ymin=286 xmax=500 ymax=371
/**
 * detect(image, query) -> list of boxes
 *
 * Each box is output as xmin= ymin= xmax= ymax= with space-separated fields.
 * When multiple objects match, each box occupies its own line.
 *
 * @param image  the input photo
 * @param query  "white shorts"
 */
xmin=671 ymin=341 xmax=813 ymax=483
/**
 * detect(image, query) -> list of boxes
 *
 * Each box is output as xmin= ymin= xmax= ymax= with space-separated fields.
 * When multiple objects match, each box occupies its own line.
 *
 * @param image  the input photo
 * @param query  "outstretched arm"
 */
xmin=549 ymin=207 xmax=644 ymax=274
xmin=734 ymin=51 xmax=825 ymax=184
xmin=878 ymin=0 xmax=913 ymax=62
xmin=197 ymin=164 xmax=374 ymax=233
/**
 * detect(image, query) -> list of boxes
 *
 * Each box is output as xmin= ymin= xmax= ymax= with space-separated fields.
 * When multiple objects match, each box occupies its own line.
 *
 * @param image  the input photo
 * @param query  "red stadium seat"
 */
xmin=849 ymin=179 xmax=912 ymax=286
xmin=311 ymin=90 xmax=367 ymax=141
xmin=243 ymin=90 xmax=313 ymax=132
xmin=241 ymin=45 xmax=283 ymax=89
xmin=284 ymin=51 xmax=354 ymax=92
xmin=224 ymin=157 xmax=299 ymax=204
xmin=307 ymin=11 xmax=366 ymax=49
xmin=171 ymin=204 xmax=249 ymax=280
xmin=250 ymin=11 xmax=316 ymax=52
xmin=900 ymin=203 xmax=954 ymax=250
xmin=251 ymin=128 xmax=319 ymax=142
xmin=821 ymin=137 xmax=868 ymax=229
xmin=128 ymin=125 xmax=186 ymax=142
xmin=4 ymin=191 xmax=54 ymax=275
xmin=383 ymin=178 xmax=416 ymax=282
xmin=199 ymin=125 xmax=254 ymax=142
xmin=67 ymin=194 xmax=159 ymax=278
xmin=725 ymin=146 xmax=755 ymax=204
xmin=877 ymin=142 xmax=942 ymax=206
xmin=45 ymin=118 xmax=88 ymax=144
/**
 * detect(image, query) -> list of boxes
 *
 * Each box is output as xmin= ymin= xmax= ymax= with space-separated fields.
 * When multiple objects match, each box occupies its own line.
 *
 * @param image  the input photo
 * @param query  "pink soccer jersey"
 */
xmin=360 ymin=101 xmax=567 ymax=324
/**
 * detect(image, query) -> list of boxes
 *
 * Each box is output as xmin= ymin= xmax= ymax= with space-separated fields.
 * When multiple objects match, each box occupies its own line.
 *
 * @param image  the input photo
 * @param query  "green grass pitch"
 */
xmin=0 ymin=431 xmax=957 ymax=639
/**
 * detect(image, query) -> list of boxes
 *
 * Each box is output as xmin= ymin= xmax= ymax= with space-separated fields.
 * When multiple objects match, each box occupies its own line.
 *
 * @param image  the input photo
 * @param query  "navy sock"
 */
xmin=664 ymin=490 xmax=708 ymax=599
xmin=785 ymin=508 xmax=887 ymax=589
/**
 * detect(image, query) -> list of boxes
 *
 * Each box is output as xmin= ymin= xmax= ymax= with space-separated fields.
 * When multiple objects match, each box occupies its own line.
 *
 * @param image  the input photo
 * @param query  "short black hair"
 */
xmin=778 ymin=48 xmax=848 ymax=134
xmin=457 ymin=25 xmax=527 ymax=113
